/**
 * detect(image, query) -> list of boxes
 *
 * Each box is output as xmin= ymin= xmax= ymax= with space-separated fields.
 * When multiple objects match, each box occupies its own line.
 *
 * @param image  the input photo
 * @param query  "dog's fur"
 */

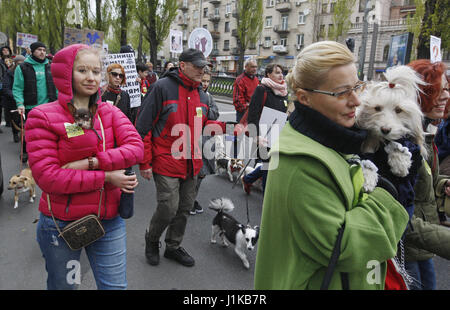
xmin=214 ymin=135 xmax=245 ymax=182
xmin=7 ymin=168 xmax=36 ymax=209
xmin=73 ymin=107 xmax=93 ymax=130
xmin=356 ymin=65 xmax=427 ymax=191
xmin=209 ymin=197 xmax=259 ymax=269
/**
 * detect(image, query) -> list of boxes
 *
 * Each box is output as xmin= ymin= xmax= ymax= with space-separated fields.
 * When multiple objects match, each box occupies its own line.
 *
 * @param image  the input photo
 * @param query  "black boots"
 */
xmin=164 ymin=247 xmax=195 ymax=267
xmin=145 ymin=230 xmax=161 ymax=266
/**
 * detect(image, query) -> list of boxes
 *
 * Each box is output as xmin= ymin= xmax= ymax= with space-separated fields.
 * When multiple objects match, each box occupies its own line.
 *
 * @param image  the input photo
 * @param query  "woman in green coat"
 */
xmin=254 ymin=41 xmax=409 ymax=290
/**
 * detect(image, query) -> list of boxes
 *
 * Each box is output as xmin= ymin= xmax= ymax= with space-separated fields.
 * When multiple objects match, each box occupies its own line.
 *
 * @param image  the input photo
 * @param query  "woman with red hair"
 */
xmin=404 ymin=60 xmax=450 ymax=290
xmin=102 ymin=63 xmax=133 ymax=122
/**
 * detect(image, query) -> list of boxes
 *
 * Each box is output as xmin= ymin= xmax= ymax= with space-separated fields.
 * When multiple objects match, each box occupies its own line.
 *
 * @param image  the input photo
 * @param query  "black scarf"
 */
xmin=289 ymin=101 xmax=367 ymax=155
xmin=31 ymin=55 xmax=46 ymax=64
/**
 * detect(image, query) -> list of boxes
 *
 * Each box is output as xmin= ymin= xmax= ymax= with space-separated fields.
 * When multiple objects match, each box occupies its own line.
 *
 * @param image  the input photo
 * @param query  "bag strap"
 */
xmin=97 ymin=114 xmax=106 ymax=152
xmin=47 ymin=189 xmax=103 ymax=236
xmin=320 ymin=224 xmax=349 ymax=290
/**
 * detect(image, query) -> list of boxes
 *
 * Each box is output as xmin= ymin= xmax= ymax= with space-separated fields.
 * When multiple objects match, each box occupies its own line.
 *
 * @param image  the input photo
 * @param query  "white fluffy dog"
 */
xmin=356 ymin=65 xmax=427 ymax=192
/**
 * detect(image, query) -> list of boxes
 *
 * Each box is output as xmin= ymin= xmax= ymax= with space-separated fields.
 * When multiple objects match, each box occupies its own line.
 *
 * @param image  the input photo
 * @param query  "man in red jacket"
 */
xmin=136 ymin=49 xmax=230 ymax=267
xmin=233 ymin=58 xmax=259 ymax=122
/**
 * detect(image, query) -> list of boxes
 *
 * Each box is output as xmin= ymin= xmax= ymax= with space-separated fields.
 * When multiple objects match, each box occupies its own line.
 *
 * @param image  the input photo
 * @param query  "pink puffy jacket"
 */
xmin=25 ymin=44 xmax=144 ymax=221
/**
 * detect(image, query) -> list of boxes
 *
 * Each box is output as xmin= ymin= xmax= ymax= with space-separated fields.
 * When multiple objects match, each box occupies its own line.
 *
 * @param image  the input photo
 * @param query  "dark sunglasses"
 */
xmin=110 ymin=72 xmax=124 ymax=78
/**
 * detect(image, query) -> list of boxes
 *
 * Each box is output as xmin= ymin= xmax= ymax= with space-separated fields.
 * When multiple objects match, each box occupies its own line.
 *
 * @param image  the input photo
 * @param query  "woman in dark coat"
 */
xmin=101 ymin=63 xmax=132 ymax=122
xmin=241 ymin=63 xmax=289 ymax=193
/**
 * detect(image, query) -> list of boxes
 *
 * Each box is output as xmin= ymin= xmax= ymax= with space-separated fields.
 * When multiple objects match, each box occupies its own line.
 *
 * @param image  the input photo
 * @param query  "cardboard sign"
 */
xmin=170 ymin=29 xmax=183 ymax=54
xmin=16 ymin=32 xmax=38 ymax=48
xmin=64 ymin=27 xmax=104 ymax=48
xmin=430 ymin=35 xmax=442 ymax=64
xmin=102 ymin=53 xmax=141 ymax=108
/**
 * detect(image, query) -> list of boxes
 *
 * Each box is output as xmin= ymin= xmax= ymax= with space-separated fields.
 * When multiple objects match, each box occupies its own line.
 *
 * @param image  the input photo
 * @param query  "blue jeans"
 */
xmin=36 ymin=213 xmax=127 ymax=290
xmin=405 ymin=259 xmax=436 ymax=290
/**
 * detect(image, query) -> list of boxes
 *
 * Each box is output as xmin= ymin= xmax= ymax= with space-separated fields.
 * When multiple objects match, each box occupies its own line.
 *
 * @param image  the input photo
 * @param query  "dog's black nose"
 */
xmin=381 ymin=127 xmax=391 ymax=135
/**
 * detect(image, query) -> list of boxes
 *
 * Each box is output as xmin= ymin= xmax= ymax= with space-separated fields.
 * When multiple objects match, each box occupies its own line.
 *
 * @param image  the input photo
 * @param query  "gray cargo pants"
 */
xmin=147 ymin=173 xmax=198 ymax=250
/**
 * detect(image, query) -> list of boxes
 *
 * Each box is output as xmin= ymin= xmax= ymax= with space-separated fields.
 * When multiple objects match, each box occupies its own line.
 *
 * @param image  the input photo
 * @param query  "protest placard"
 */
xmin=16 ymin=32 xmax=38 ymax=48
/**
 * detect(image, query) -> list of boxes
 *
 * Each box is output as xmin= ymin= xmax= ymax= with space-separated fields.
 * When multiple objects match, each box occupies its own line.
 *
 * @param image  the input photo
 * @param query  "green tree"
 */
xmin=416 ymin=0 xmax=449 ymax=59
xmin=328 ymin=0 xmax=357 ymax=42
xmin=234 ymin=0 xmax=264 ymax=74
xmin=135 ymin=0 xmax=178 ymax=64
xmin=406 ymin=0 xmax=425 ymax=61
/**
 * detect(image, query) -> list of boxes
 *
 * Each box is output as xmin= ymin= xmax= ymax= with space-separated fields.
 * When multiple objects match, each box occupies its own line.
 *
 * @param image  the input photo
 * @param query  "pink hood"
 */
xmin=51 ymin=44 xmax=101 ymax=108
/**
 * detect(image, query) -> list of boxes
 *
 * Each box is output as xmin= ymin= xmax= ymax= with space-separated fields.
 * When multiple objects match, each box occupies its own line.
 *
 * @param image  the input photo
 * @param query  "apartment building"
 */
xmin=161 ymin=0 xmax=449 ymax=78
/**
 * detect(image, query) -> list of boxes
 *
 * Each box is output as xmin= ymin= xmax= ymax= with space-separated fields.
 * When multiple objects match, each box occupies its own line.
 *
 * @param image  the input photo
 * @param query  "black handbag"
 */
xmin=47 ymin=191 xmax=105 ymax=251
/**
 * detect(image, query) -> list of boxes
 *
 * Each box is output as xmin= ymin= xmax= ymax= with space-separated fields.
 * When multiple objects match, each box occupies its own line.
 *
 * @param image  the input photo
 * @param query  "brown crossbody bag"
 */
xmin=46 ymin=114 xmax=106 ymax=251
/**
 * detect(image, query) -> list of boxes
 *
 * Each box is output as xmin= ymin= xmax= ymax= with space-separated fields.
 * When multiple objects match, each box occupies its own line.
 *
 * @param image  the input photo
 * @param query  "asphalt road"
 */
xmin=0 ymin=99 xmax=449 ymax=290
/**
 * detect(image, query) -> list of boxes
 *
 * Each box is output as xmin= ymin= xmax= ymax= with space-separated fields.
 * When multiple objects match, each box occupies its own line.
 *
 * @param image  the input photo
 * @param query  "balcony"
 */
xmin=273 ymin=45 xmax=288 ymax=54
xmin=211 ymin=31 xmax=221 ymax=39
xmin=208 ymin=14 xmax=220 ymax=22
xmin=276 ymin=1 xmax=292 ymax=12
xmin=273 ymin=24 xmax=290 ymax=34
xmin=210 ymin=0 xmax=221 ymax=5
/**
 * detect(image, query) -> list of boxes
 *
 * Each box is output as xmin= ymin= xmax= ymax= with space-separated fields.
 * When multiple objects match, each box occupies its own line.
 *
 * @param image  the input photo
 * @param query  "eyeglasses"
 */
xmin=302 ymin=82 xmax=366 ymax=99
xmin=110 ymin=72 xmax=124 ymax=79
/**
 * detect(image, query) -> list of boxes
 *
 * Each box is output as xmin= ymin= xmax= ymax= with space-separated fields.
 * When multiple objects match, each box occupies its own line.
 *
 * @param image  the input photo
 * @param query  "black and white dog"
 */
xmin=209 ymin=197 xmax=259 ymax=269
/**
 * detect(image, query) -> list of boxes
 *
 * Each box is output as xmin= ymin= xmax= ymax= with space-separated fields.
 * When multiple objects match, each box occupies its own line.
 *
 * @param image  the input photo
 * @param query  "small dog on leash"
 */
xmin=214 ymin=135 xmax=245 ymax=182
xmin=209 ymin=197 xmax=259 ymax=269
xmin=7 ymin=168 xmax=36 ymax=209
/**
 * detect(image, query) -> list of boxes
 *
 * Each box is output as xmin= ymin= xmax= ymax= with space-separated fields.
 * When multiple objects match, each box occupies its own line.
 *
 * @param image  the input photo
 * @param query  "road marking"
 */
xmin=220 ymin=111 xmax=236 ymax=115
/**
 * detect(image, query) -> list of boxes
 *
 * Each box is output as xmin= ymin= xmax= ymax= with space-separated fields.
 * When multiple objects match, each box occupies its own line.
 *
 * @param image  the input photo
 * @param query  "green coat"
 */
xmin=404 ymin=133 xmax=450 ymax=262
xmin=254 ymin=123 xmax=409 ymax=290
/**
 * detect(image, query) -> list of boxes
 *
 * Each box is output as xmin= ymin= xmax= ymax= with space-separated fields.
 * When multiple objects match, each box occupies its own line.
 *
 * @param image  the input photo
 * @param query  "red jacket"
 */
xmin=233 ymin=72 xmax=259 ymax=113
xmin=25 ymin=44 xmax=144 ymax=221
xmin=136 ymin=68 xmax=226 ymax=179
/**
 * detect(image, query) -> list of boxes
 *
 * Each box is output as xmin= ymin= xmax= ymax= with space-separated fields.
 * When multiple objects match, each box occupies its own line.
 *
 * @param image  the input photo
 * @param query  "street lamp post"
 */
xmin=358 ymin=0 xmax=374 ymax=81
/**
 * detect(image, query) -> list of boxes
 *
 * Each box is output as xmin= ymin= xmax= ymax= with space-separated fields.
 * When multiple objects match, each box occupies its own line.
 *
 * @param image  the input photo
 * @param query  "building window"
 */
xmin=383 ymin=45 xmax=390 ymax=61
xmin=281 ymin=14 xmax=289 ymax=29
xmin=319 ymin=24 xmax=325 ymax=38
xmin=226 ymin=4 xmax=231 ymax=14
xmin=215 ymin=7 xmax=220 ymax=16
xmin=264 ymin=36 xmax=271 ymax=47
xmin=193 ymin=10 xmax=198 ymax=19
xmin=265 ymin=16 xmax=272 ymax=27
xmin=203 ymin=24 xmax=208 ymax=29
xmin=203 ymin=8 xmax=208 ymax=18
xmin=267 ymin=0 xmax=275 ymax=7
xmin=224 ymin=40 xmax=230 ymax=50
xmin=225 ymin=21 xmax=230 ymax=32
xmin=322 ymin=3 xmax=328 ymax=14
xmin=296 ymin=34 xmax=304 ymax=46
xmin=213 ymin=41 xmax=218 ymax=50
xmin=330 ymin=1 xmax=336 ymax=12
xmin=356 ymin=16 xmax=360 ymax=23
xmin=298 ymin=12 xmax=306 ymax=24
xmin=280 ymin=37 xmax=287 ymax=47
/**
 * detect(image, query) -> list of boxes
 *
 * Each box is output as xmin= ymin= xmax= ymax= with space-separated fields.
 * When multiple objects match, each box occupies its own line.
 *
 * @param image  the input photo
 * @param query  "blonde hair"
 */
xmin=286 ymin=41 xmax=355 ymax=95
xmin=74 ymin=47 xmax=104 ymax=67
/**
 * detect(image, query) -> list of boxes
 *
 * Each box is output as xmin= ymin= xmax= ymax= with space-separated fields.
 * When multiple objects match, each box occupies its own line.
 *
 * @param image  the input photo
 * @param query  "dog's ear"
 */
xmin=239 ymin=224 xmax=246 ymax=234
xmin=19 ymin=176 xmax=29 ymax=182
xmin=254 ymin=226 xmax=260 ymax=234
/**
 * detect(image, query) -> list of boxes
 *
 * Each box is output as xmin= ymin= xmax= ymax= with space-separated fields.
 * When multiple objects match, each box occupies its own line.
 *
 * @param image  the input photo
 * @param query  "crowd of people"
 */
xmin=0 ymin=39 xmax=449 ymax=291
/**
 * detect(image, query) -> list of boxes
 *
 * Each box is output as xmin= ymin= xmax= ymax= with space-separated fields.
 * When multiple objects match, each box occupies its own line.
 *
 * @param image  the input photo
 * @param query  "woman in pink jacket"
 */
xmin=25 ymin=44 xmax=144 ymax=290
